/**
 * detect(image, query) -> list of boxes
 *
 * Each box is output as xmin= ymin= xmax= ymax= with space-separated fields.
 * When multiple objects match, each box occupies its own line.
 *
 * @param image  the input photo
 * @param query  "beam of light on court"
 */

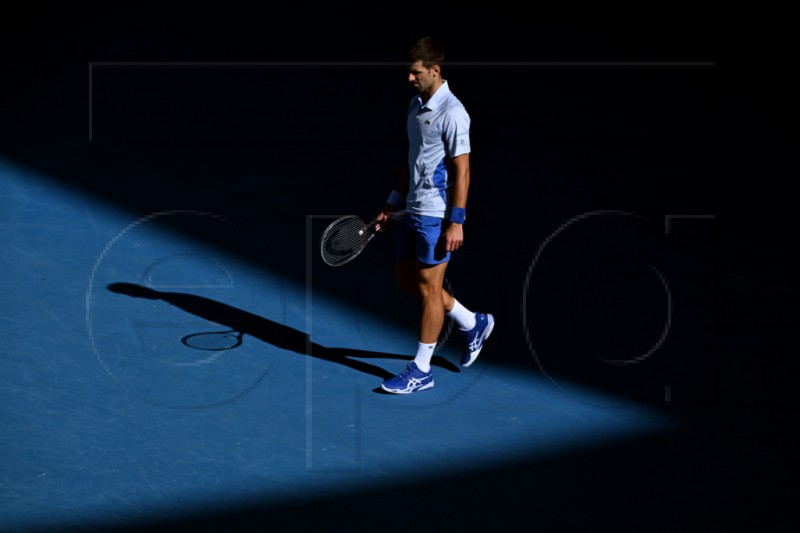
xmin=0 ymin=158 xmax=679 ymax=533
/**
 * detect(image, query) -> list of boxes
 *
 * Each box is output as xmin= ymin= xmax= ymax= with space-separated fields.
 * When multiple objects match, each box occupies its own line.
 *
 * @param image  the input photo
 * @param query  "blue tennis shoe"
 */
xmin=462 ymin=312 xmax=494 ymax=367
xmin=381 ymin=362 xmax=434 ymax=394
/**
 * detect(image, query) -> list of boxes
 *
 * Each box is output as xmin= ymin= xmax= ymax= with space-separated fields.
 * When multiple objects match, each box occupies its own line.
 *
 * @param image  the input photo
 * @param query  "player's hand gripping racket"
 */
xmin=320 ymin=215 xmax=380 ymax=266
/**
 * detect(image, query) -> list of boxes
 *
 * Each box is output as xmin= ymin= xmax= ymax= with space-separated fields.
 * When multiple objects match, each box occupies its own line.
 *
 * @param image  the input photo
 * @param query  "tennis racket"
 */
xmin=320 ymin=215 xmax=380 ymax=266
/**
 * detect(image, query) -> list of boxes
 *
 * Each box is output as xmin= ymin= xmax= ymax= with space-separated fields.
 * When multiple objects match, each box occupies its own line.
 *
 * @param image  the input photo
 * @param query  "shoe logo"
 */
xmin=467 ymin=318 xmax=490 ymax=352
xmin=405 ymin=376 xmax=430 ymax=391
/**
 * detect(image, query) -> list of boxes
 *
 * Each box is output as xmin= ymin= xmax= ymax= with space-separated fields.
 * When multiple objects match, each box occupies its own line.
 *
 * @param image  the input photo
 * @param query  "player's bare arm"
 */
xmin=444 ymin=153 xmax=469 ymax=251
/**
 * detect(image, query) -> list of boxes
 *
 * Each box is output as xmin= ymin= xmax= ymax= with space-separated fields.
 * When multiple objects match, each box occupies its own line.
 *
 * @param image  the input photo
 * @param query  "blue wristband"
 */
xmin=449 ymin=207 xmax=466 ymax=224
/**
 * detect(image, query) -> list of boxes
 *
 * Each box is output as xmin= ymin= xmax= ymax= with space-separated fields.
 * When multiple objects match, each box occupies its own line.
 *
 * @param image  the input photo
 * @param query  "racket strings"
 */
xmin=320 ymin=217 xmax=372 ymax=266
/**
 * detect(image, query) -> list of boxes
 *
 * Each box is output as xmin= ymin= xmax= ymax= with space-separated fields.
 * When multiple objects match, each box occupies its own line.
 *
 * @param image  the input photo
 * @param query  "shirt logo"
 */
xmin=424 ymin=119 xmax=432 ymax=125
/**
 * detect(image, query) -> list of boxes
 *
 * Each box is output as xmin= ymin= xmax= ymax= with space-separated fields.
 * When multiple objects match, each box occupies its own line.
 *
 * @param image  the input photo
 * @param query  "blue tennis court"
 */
xmin=2 ymin=159 xmax=683 ymax=531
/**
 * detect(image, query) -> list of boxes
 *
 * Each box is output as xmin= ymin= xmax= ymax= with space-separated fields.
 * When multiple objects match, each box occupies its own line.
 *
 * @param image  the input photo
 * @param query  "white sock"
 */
xmin=447 ymin=299 xmax=476 ymax=331
xmin=413 ymin=342 xmax=436 ymax=373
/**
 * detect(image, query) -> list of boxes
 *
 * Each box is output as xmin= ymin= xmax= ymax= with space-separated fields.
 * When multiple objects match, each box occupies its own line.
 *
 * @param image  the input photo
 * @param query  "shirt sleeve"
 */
xmin=444 ymin=104 xmax=471 ymax=158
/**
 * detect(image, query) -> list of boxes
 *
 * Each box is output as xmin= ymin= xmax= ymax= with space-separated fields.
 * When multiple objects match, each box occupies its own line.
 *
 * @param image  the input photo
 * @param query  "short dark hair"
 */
xmin=408 ymin=36 xmax=444 ymax=69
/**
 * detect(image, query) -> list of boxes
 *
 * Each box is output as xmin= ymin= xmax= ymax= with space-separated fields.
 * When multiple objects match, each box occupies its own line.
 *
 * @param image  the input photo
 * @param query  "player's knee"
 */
xmin=417 ymin=280 xmax=443 ymax=302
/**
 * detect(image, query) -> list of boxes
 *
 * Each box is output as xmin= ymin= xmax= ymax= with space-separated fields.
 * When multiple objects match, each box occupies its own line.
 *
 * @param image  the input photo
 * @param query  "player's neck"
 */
xmin=420 ymin=78 xmax=444 ymax=104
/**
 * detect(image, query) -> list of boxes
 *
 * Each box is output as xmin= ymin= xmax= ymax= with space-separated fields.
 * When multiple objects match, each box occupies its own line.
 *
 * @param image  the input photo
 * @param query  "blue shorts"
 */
xmin=395 ymin=214 xmax=450 ymax=265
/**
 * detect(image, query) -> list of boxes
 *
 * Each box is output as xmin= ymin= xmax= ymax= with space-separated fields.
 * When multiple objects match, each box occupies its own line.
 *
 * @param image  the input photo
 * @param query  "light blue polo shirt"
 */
xmin=405 ymin=81 xmax=471 ymax=218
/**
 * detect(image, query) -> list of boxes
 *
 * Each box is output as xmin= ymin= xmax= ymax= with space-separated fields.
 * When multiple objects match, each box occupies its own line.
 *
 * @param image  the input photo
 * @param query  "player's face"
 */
xmin=408 ymin=60 xmax=438 ymax=93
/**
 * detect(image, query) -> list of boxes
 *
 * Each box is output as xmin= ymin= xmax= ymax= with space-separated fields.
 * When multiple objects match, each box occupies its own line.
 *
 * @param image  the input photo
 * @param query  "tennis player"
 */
xmin=376 ymin=36 xmax=494 ymax=394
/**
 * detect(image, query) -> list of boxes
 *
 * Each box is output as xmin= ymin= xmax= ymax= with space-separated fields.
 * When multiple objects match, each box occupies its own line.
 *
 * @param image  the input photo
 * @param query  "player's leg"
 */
xmin=386 ymin=258 xmax=447 ymax=378
xmin=398 ymin=256 xmax=457 ymax=317
xmin=407 ymin=216 xmax=451 ymax=374
xmin=381 ymin=215 xmax=444 ymax=393
xmin=422 ymin=221 xmax=492 ymax=368
xmin=417 ymin=260 xmax=448 ymax=346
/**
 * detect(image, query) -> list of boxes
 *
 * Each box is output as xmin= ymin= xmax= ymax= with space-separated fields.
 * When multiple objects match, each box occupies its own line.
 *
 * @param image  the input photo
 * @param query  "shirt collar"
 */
xmin=417 ymin=80 xmax=450 ymax=111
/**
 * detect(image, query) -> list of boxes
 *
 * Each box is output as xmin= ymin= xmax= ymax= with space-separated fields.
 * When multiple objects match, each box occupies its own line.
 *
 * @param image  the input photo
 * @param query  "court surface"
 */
xmin=1 ymin=154 xmax=791 ymax=532
xmin=0 ymin=159 xmax=676 ymax=530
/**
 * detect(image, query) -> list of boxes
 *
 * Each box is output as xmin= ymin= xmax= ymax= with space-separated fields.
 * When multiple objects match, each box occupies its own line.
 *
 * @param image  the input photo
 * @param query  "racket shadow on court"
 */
xmin=107 ymin=282 xmax=457 ymax=379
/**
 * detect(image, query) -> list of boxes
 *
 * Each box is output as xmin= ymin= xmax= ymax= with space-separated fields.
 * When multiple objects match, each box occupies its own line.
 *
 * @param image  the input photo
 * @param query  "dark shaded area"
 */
xmin=48 ymin=413 xmax=791 ymax=533
xmin=107 ymin=282 xmax=458 ymax=379
xmin=2 ymin=3 xmax=796 ymax=531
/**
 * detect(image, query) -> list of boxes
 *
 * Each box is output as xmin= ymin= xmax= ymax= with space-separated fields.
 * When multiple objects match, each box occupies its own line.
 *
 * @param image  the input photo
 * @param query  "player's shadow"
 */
xmin=107 ymin=282 xmax=458 ymax=380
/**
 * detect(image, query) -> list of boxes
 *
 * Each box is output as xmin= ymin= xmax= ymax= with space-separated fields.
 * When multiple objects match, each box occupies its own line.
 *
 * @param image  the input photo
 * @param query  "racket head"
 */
xmin=320 ymin=215 xmax=376 ymax=266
